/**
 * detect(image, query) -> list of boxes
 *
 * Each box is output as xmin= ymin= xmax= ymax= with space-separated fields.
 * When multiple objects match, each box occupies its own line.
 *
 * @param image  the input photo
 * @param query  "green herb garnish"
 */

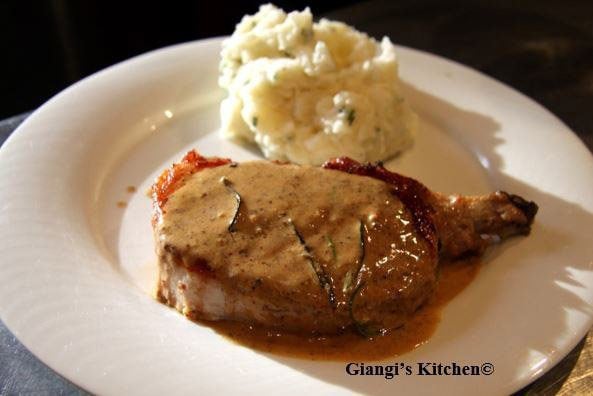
xmin=280 ymin=50 xmax=294 ymax=58
xmin=343 ymin=221 xmax=366 ymax=294
xmin=329 ymin=185 xmax=338 ymax=203
xmin=221 ymin=177 xmax=242 ymax=233
xmin=347 ymin=220 xmax=378 ymax=337
xmin=289 ymin=220 xmax=336 ymax=308
xmin=349 ymin=281 xmax=382 ymax=338
xmin=325 ymin=235 xmax=337 ymax=262
xmin=347 ymin=109 xmax=356 ymax=125
xmin=252 ymin=116 xmax=258 ymax=127
xmin=300 ymin=28 xmax=314 ymax=42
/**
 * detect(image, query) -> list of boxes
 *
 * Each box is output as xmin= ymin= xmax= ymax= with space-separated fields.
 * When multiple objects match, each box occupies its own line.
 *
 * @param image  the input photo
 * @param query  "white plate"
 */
xmin=0 ymin=37 xmax=592 ymax=396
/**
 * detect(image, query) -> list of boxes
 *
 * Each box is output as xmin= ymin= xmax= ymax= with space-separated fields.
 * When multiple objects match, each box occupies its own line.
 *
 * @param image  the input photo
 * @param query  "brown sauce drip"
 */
xmin=200 ymin=257 xmax=480 ymax=361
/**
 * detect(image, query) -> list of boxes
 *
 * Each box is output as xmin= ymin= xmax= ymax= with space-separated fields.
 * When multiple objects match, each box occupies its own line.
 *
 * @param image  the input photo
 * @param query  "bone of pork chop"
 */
xmin=431 ymin=191 xmax=537 ymax=258
xmin=323 ymin=157 xmax=538 ymax=259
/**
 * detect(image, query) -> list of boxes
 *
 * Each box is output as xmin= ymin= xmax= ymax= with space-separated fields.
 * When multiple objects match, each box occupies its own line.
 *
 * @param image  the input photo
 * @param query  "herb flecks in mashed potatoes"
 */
xmin=219 ymin=4 xmax=417 ymax=165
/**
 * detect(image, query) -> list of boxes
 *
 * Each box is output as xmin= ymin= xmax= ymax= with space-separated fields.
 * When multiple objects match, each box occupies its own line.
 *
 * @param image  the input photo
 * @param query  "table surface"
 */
xmin=1 ymin=1 xmax=592 ymax=394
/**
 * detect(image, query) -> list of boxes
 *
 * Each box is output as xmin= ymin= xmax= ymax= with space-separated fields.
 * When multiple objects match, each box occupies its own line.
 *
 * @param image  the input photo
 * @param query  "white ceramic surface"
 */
xmin=0 ymin=37 xmax=592 ymax=395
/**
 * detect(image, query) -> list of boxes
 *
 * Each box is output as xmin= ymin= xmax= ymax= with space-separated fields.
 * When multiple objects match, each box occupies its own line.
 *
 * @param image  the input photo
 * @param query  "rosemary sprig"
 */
xmin=325 ymin=235 xmax=337 ymax=262
xmin=221 ymin=177 xmax=241 ymax=233
xmin=288 ymin=219 xmax=336 ymax=309
xmin=349 ymin=281 xmax=381 ymax=338
xmin=347 ymin=108 xmax=356 ymax=125
xmin=347 ymin=220 xmax=382 ymax=337
xmin=343 ymin=221 xmax=366 ymax=294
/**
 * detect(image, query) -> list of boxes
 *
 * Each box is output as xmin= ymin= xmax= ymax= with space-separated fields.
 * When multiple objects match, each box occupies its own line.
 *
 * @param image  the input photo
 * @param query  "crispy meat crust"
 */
xmin=151 ymin=150 xmax=231 ymax=222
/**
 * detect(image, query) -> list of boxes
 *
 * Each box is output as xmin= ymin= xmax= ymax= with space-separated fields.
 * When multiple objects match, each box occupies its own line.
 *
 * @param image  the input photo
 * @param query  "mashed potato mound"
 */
xmin=219 ymin=4 xmax=417 ymax=165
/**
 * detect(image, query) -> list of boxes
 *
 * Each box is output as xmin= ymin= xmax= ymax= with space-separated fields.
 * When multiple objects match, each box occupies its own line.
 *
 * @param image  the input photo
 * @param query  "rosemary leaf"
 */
xmin=325 ymin=235 xmax=337 ymax=262
xmin=221 ymin=177 xmax=241 ymax=233
xmin=289 ymin=220 xmax=336 ymax=308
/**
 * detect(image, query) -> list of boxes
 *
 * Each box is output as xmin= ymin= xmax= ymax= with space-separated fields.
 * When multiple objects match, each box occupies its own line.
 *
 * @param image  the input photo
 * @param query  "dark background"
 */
xmin=1 ymin=0 xmax=592 ymax=147
xmin=0 ymin=1 xmax=356 ymax=119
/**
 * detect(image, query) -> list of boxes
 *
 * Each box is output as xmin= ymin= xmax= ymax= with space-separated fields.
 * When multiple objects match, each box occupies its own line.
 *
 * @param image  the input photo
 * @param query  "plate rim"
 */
xmin=0 ymin=36 xmax=592 ymax=395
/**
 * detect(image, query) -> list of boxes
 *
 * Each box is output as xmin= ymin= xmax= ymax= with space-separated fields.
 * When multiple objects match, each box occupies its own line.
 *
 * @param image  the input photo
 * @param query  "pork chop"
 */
xmin=151 ymin=151 xmax=537 ymax=336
